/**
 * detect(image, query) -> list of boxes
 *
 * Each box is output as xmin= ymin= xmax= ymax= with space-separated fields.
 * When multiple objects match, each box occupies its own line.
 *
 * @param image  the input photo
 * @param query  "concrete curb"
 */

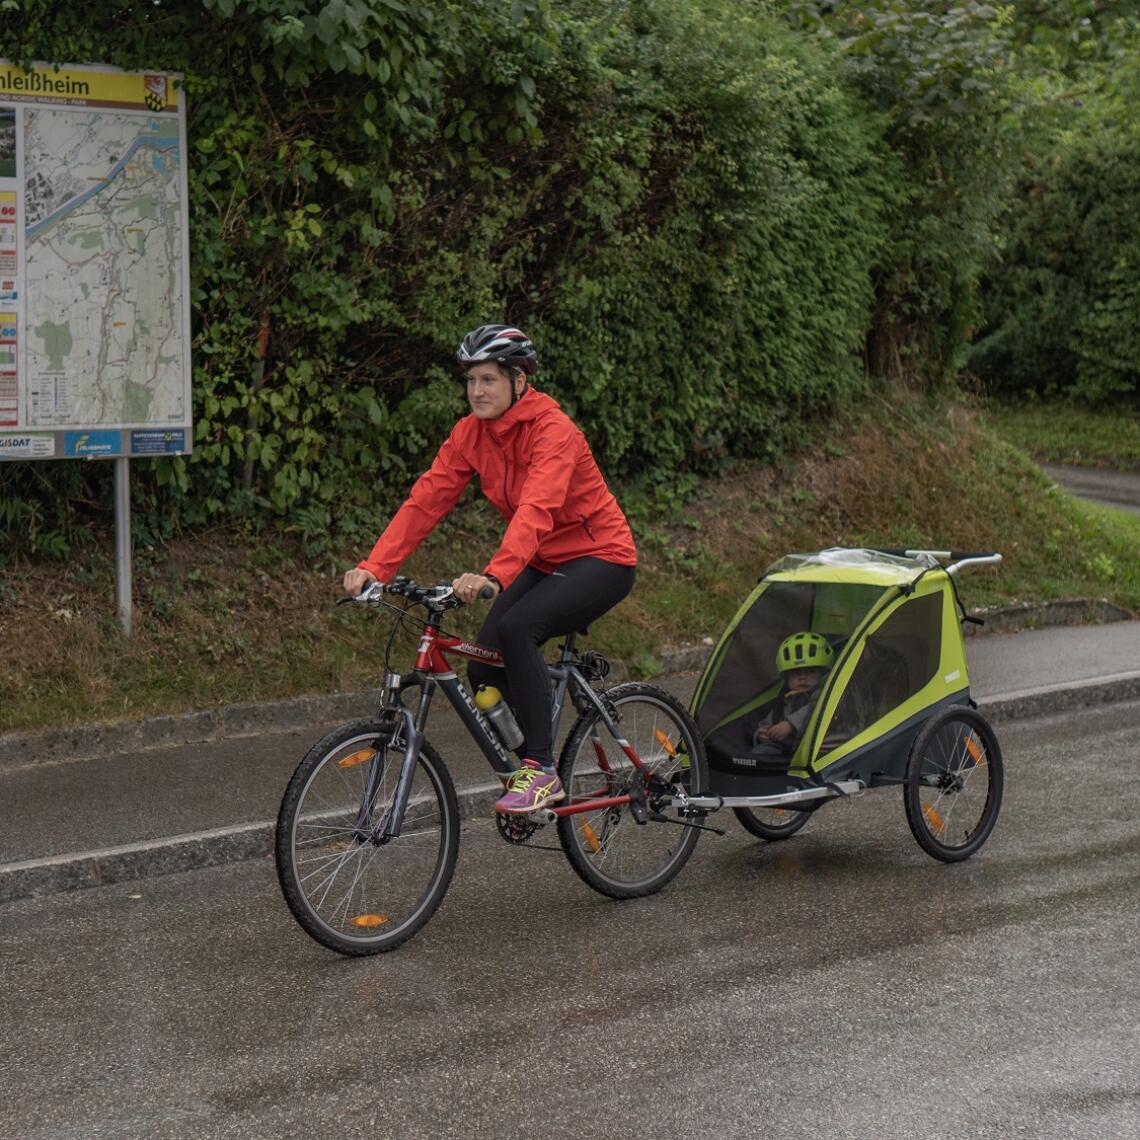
xmin=0 ymin=780 xmax=504 ymax=906
xmin=963 ymin=598 xmax=1134 ymax=636
xmin=0 ymin=691 xmax=381 ymax=774
xmin=3 ymin=679 xmax=1139 ymax=906
xmin=0 ymin=821 xmax=277 ymax=905
xmin=975 ymin=671 xmax=1140 ymax=724
xmin=0 ymin=665 xmax=635 ymax=775
xmin=1 ymin=598 xmax=1132 ymax=772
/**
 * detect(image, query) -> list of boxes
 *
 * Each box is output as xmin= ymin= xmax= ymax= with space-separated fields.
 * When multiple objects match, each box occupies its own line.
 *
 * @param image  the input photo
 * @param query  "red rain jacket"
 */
xmin=358 ymin=388 xmax=637 ymax=588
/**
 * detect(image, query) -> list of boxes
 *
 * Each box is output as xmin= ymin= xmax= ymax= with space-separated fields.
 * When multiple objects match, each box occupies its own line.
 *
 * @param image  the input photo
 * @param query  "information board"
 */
xmin=0 ymin=62 xmax=191 ymax=461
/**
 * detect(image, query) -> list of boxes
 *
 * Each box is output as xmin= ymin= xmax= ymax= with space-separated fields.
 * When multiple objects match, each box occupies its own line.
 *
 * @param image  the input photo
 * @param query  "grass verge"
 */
xmin=1 ymin=394 xmax=1137 ymax=733
xmin=983 ymin=400 xmax=1140 ymax=469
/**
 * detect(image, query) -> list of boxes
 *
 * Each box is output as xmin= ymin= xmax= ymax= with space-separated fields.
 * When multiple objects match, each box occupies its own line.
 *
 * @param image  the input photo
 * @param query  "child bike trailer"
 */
xmin=688 ymin=548 xmax=1005 ymax=861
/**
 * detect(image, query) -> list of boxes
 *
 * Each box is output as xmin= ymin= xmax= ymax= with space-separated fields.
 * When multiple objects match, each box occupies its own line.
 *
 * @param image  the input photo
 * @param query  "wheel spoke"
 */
xmin=557 ymin=685 xmax=706 ymax=897
xmin=276 ymin=725 xmax=459 ymax=955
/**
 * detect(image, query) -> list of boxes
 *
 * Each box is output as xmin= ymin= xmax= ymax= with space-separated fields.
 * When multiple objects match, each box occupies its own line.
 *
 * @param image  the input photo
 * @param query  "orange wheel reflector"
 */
xmin=770 ymin=808 xmax=787 ymax=817
xmin=922 ymin=803 xmax=946 ymax=834
xmin=350 ymin=914 xmax=390 ymax=927
xmin=654 ymin=728 xmax=678 ymax=758
xmin=964 ymin=735 xmax=985 ymax=765
xmin=338 ymin=749 xmax=377 ymax=769
xmin=581 ymin=821 xmax=602 ymax=854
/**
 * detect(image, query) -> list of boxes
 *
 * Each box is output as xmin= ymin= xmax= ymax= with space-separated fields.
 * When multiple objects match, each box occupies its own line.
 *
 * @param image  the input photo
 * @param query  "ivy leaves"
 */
xmin=0 ymin=0 xmax=1072 ymax=558
xmin=839 ymin=3 xmax=1009 ymax=130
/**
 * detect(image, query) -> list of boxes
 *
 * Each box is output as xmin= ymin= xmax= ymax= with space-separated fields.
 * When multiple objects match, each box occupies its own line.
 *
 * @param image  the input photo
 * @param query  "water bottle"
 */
xmin=475 ymin=685 xmax=524 ymax=750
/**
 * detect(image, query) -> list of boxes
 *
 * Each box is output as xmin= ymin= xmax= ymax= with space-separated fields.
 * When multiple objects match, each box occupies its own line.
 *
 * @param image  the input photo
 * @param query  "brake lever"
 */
xmin=337 ymin=582 xmax=385 ymax=606
xmin=440 ymin=583 xmax=495 ymax=607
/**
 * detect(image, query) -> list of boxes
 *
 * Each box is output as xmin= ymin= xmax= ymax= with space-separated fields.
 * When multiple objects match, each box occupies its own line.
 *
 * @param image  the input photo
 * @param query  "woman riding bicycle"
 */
xmin=343 ymin=324 xmax=637 ymax=815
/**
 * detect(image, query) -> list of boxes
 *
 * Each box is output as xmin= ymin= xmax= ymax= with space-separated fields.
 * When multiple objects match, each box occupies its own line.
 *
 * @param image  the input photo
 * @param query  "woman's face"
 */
xmin=466 ymin=363 xmax=522 ymax=420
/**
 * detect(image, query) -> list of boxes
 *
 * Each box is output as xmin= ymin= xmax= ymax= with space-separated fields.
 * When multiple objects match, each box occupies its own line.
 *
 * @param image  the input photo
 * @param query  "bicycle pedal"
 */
xmin=629 ymin=798 xmax=649 ymax=824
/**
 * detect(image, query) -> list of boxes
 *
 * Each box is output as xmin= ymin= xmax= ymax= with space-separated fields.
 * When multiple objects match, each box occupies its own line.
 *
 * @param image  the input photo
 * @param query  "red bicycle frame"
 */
xmin=406 ymin=619 xmax=651 ymax=820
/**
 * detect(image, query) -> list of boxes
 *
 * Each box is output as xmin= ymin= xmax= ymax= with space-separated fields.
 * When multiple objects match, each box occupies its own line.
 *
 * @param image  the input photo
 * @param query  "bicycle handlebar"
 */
xmin=873 ymin=547 xmax=1000 ymax=562
xmin=872 ymin=548 xmax=1003 ymax=577
xmin=943 ymin=553 xmax=1002 ymax=577
xmin=340 ymin=576 xmax=496 ymax=609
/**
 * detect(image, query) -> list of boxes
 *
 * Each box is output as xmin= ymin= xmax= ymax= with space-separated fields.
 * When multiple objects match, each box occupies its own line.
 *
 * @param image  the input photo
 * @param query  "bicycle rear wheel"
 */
xmin=275 ymin=719 xmax=459 ymax=955
xmin=556 ymin=682 xmax=708 ymax=899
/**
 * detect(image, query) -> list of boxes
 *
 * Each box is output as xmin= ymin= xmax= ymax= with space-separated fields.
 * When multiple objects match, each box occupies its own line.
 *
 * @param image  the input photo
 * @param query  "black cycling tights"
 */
xmin=466 ymin=557 xmax=636 ymax=769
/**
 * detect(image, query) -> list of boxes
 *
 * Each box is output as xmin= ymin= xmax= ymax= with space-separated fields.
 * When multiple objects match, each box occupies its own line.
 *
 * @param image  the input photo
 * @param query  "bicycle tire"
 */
xmin=556 ymin=682 xmax=709 ymax=899
xmin=275 ymin=719 xmax=460 ymax=955
xmin=732 ymin=805 xmax=812 ymax=842
xmin=904 ymin=705 xmax=1004 ymax=863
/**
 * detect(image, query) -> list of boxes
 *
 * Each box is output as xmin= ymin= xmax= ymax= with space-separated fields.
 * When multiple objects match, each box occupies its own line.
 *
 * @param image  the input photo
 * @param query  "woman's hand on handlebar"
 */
xmin=343 ymin=567 xmax=379 ymax=597
xmin=452 ymin=572 xmax=500 ymax=605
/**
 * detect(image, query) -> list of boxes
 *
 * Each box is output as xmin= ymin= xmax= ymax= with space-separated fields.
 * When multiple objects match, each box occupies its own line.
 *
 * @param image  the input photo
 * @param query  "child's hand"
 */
xmin=763 ymin=720 xmax=795 ymax=744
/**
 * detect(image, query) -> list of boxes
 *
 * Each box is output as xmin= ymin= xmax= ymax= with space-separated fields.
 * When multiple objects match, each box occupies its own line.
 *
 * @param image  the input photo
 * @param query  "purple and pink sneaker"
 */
xmin=494 ymin=759 xmax=565 ymax=814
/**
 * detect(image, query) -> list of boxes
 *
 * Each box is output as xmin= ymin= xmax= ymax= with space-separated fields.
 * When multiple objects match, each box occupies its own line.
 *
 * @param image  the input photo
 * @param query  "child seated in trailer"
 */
xmin=749 ymin=632 xmax=835 ymax=757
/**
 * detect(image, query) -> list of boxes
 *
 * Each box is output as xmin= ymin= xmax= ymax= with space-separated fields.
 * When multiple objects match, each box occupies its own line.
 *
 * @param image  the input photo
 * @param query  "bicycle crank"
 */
xmin=496 ymin=812 xmax=542 ymax=845
xmin=496 ymin=811 xmax=562 ymax=852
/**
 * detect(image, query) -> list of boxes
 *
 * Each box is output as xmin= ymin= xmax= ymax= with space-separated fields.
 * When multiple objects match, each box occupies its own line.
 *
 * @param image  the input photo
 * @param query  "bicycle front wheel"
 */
xmin=275 ymin=719 xmax=459 ymax=955
xmin=556 ymin=682 xmax=709 ymax=899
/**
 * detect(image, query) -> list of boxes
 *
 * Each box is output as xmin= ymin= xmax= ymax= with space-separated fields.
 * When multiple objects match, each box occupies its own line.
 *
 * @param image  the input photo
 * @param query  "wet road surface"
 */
xmin=3 ymin=701 xmax=1140 ymax=1140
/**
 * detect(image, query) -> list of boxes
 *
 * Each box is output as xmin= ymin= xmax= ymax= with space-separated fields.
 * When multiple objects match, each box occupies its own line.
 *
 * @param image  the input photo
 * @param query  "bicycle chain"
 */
xmin=494 ymin=813 xmax=563 ymax=851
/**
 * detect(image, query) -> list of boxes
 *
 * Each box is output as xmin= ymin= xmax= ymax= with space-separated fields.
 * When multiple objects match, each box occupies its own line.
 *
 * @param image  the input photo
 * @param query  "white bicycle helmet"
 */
xmin=455 ymin=324 xmax=539 ymax=376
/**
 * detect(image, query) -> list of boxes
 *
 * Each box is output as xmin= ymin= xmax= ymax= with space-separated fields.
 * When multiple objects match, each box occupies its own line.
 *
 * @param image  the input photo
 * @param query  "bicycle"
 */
xmin=275 ymin=576 xmax=711 ymax=956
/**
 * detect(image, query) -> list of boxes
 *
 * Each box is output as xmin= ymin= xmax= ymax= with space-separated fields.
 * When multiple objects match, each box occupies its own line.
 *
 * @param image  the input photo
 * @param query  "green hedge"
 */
xmin=533 ymin=1 xmax=895 ymax=486
xmin=786 ymin=2 xmax=1015 ymax=387
xmin=0 ymin=0 xmax=1005 ymax=558
xmin=973 ymin=106 xmax=1140 ymax=403
xmin=972 ymin=10 xmax=1140 ymax=404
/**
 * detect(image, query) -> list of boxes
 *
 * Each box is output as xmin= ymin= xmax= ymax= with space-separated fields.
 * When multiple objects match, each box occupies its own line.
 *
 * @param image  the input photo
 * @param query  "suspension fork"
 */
xmin=353 ymin=741 xmax=390 ymax=838
xmin=378 ymin=679 xmax=435 ymax=841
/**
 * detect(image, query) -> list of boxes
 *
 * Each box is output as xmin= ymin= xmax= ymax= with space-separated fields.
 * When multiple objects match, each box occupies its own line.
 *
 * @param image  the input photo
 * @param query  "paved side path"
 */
xmin=1 ymin=620 xmax=1138 ymax=902
xmin=966 ymin=621 xmax=1140 ymax=700
xmin=1042 ymin=462 xmax=1140 ymax=516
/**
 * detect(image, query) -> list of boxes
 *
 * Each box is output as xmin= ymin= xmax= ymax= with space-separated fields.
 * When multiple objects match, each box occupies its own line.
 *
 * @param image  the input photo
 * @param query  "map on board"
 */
xmin=0 ymin=63 xmax=190 ymax=460
xmin=25 ymin=110 xmax=185 ymax=428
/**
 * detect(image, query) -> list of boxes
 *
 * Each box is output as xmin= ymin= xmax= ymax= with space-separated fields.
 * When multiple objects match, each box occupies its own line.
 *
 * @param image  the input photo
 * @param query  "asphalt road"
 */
xmin=4 ymin=699 xmax=1140 ymax=1140
xmin=1043 ymin=462 xmax=1140 ymax=516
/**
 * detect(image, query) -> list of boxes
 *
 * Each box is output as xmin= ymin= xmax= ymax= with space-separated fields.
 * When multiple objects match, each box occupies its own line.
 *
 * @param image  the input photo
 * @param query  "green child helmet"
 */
xmin=776 ymin=631 xmax=834 ymax=673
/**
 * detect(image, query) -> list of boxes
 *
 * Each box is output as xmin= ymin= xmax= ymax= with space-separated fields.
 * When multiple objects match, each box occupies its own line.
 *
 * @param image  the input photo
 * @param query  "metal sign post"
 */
xmin=114 ymin=456 xmax=132 ymax=636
